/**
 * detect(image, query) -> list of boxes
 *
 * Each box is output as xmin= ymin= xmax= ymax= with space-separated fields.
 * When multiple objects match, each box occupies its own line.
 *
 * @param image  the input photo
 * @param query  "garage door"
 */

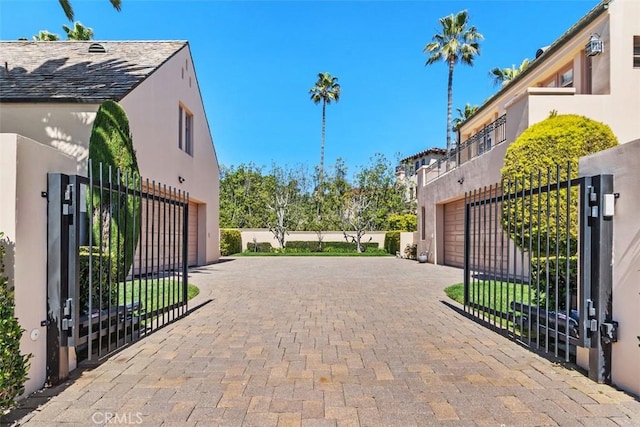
xmin=187 ymin=201 xmax=198 ymax=266
xmin=443 ymin=199 xmax=465 ymax=268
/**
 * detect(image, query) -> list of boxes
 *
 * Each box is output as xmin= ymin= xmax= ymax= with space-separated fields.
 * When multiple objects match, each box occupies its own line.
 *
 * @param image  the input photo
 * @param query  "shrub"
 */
xmin=78 ymin=246 xmax=118 ymax=315
xmin=220 ymin=229 xmax=242 ymax=255
xmin=246 ymin=242 xmax=273 ymax=253
xmin=321 ymin=241 xmax=379 ymax=253
xmin=385 ymin=213 xmax=417 ymax=232
xmin=88 ymin=100 xmax=141 ymax=282
xmin=530 ymin=256 xmax=578 ymax=310
xmin=501 ymin=114 xmax=618 ymax=257
xmin=384 ymin=231 xmax=401 ymax=255
xmin=0 ymin=232 xmax=30 ymax=412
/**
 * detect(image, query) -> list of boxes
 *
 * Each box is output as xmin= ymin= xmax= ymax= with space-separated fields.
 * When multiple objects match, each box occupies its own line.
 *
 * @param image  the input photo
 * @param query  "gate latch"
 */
xmin=600 ymin=321 xmax=618 ymax=344
xmin=62 ymin=298 xmax=73 ymax=334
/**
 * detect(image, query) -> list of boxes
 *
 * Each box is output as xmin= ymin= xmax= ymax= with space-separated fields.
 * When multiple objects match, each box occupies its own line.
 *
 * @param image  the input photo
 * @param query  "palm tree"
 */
xmin=424 ymin=10 xmax=483 ymax=154
xmin=490 ymin=58 xmax=531 ymax=86
xmin=58 ymin=0 xmax=121 ymax=21
xmin=33 ymin=30 xmax=60 ymax=41
xmin=63 ymin=21 xmax=94 ymax=40
xmin=309 ymin=72 xmax=341 ymax=184
xmin=452 ymin=103 xmax=479 ymax=132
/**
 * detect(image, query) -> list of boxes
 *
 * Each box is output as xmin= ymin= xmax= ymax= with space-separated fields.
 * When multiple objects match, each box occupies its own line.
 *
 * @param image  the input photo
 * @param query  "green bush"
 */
xmin=79 ymin=246 xmax=118 ymax=315
xmin=384 ymin=231 xmax=401 ymax=255
xmin=285 ymin=241 xmax=323 ymax=252
xmin=220 ymin=229 xmax=242 ymax=255
xmin=530 ymin=256 xmax=578 ymax=310
xmin=501 ymin=114 xmax=618 ymax=257
xmin=0 ymin=232 xmax=30 ymax=412
xmin=385 ymin=213 xmax=417 ymax=232
xmin=88 ymin=100 xmax=141 ymax=282
xmin=246 ymin=242 xmax=273 ymax=253
xmin=320 ymin=241 xmax=379 ymax=252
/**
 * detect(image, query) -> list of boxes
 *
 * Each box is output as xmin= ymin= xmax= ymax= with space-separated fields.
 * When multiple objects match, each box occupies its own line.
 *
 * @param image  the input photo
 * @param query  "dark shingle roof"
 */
xmin=0 ymin=41 xmax=187 ymax=103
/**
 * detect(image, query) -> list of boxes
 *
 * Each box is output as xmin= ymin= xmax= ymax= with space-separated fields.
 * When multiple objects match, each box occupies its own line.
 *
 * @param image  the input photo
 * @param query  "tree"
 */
xmin=341 ymin=154 xmax=406 ymax=252
xmin=33 ymin=30 xmax=60 ymax=41
xmin=88 ymin=100 xmax=140 ymax=284
xmin=266 ymin=165 xmax=307 ymax=249
xmin=490 ymin=58 xmax=530 ymax=86
xmin=58 ymin=0 xmax=121 ymax=21
xmin=63 ymin=21 xmax=94 ymax=40
xmin=219 ymin=163 xmax=274 ymax=228
xmin=309 ymin=72 xmax=341 ymax=184
xmin=452 ymin=103 xmax=479 ymax=132
xmin=424 ymin=10 xmax=483 ymax=154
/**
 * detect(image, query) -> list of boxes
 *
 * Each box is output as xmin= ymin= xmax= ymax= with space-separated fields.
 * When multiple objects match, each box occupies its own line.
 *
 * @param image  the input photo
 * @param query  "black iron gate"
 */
xmin=463 ymin=165 xmax=616 ymax=383
xmin=46 ymin=162 xmax=189 ymax=384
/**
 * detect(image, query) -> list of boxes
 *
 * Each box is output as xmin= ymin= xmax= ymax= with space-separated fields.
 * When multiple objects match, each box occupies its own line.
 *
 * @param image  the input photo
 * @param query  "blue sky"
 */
xmin=0 ymin=0 xmax=597 ymax=174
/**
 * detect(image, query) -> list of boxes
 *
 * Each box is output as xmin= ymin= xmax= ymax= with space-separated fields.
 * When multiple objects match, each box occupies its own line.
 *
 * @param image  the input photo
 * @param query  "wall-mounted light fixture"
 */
xmin=178 ymin=176 xmax=185 ymax=184
xmin=457 ymin=177 xmax=465 ymax=184
xmin=585 ymin=33 xmax=604 ymax=57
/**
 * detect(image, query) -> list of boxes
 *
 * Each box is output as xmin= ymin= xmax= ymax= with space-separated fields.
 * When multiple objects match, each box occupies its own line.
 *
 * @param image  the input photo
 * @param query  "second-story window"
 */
xmin=634 ymin=36 xmax=640 ymax=68
xmin=178 ymin=104 xmax=194 ymax=156
xmin=560 ymin=68 xmax=574 ymax=87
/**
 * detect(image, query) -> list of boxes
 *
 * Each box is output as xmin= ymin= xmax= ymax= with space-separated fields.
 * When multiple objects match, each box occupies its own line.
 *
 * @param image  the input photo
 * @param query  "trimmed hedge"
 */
xmin=384 ymin=231 xmax=401 ymax=255
xmin=530 ymin=256 xmax=577 ymax=310
xmin=79 ymin=246 xmax=118 ymax=315
xmin=246 ymin=242 xmax=273 ymax=253
xmin=0 ymin=232 xmax=30 ymax=411
xmin=220 ymin=229 xmax=242 ymax=255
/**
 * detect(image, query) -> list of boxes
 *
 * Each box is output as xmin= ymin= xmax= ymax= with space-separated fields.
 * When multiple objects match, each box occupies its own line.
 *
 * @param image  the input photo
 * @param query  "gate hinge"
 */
xmin=586 ymin=299 xmax=597 ymax=333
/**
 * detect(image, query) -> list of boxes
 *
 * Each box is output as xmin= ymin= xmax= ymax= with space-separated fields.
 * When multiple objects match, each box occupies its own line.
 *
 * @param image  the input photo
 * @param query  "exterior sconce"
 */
xmin=585 ymin=34 xmax=603 ymax=57
xmin=178 ymin=176 xmax=185 ymax=183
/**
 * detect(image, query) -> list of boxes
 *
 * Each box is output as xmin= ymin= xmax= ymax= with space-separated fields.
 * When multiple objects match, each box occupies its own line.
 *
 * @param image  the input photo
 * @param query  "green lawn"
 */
xmin=118 ymin=279 xmax=199 ymax=314
xmin=445 ymin=280 xmax=534 ymax=314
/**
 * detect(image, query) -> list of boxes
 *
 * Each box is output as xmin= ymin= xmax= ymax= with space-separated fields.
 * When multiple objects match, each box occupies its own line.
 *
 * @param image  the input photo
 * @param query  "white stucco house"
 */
xmin=0 ymin=40 xmax=220 ymax=396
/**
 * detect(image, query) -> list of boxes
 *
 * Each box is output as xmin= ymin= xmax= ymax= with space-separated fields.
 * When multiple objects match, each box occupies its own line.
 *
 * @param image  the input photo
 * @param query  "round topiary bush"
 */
xmin=501 ymin=114 xmax=617 ymax=308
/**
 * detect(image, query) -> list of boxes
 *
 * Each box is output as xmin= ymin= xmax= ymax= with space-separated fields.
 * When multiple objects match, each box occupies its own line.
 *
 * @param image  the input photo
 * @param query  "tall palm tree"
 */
xmin=58 ymin=0 xmax=121 ymax=21
xmin=33 ymin=30 xmax=60 ymax=41
xmin=424 ymin=10 xmax=483 ymax=154
xmin=309 ymin=72 xmax=341 ymax=184
xmin=490 ymin=58 xmax=530 ymax=86
xmin=63 ymin=21 xmax=94 ymax=40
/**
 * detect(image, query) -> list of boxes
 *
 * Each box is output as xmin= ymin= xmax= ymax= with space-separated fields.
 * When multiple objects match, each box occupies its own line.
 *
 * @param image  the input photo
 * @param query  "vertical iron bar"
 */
xmin=463 ymin=192 xmax=470 ymax=309
xmin=554 ymin=165 xmax=561 ymax=358
xmin=88 ymin=161 xmax=94 ymax=359
xmin=482 ymin=186 xmax=488 ymax=322
xmin=545 ymin=167 xmax=551 ymax=354
xmin=162 ymin=184 xmax=168 ymax=325
xmin=488 ymin=184 xmax=495 ymax=325
xmin=150 ymin=181 xmax=156 ymax=332
xmin=499 ymin=180 xmax=505 ymax=330
xmin=535 ymin=170 xmax=542 ymax=350
xmin=183 ymin=192 xmax=189 ymax=313
xmin=511 ymin=178 xmax=518 ymax=338
xmin=471 ymin=189 xmax=477 ymax=317
xmin=565 ymin=163 xmax=572 ymax=362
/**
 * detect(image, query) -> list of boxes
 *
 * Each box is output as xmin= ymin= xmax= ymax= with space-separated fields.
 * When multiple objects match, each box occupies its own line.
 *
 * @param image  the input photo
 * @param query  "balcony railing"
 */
xmin=420 ymin=114 xmax=507 ymax=184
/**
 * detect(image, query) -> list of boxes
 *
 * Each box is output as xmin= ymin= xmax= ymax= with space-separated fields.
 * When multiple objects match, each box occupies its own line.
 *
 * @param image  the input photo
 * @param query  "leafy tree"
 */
xmin=490 ymin=58 xmax=530 ymax=86
xmin=58 ymin=0 xmax=121 ymax=21
xmin=33 ymin=30 xmax=60 ymax=41
xmin=385 ymin=213 xmax=417 ymax=232
xmin=63 ymin=21 xmax=94 ymax=40
xmin=266 ymin=165 xmax=307 ymax=249
xmin=88 ymin=100 xmax=140 ymax=282
xmin=424 ymin=10 xmax=483 ymax=154
xmin=219 ymin=163 xmax=274 ymax=228
xmin=341 ymin=154 xmax=406 ymax=252
xmin=309 ymin=72 xmax=341 ymax=184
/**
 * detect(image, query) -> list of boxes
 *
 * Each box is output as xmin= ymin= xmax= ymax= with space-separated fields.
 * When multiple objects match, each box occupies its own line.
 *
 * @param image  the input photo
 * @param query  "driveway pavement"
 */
xmin=3 ymin=257 xmax=639 ymax=426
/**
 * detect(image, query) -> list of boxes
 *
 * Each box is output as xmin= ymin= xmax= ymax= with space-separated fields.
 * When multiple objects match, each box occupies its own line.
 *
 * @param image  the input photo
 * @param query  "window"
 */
xmin=634 ymin=36 xmax=640 ymax=68
xmin=415 ymin=161 xmax=420 ymax=172
xmin=560 ymin=68 xmax=574 ymax=87
xmin=421 ymin=206 xmax=426 ymax=240
xmin=178 ymin=104 xmax=194 ymax=156
xmin=540 ymin=63 xmax=573 ymax=88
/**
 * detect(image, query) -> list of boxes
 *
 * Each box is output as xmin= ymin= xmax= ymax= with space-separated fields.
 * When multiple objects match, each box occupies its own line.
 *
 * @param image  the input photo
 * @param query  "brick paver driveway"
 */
xmin=6 ymin=257 xmax=640 ymax=426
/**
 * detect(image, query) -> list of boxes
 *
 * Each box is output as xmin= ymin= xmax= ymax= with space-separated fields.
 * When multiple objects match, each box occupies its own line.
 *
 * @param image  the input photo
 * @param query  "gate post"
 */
xmin=46 ymin=173 xmax=72 ymax=384
xmin=588 ymin=174 xmax=614 ymax=383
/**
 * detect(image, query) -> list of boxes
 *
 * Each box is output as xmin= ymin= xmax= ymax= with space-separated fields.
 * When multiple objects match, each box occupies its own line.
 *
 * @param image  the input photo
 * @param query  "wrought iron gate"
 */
xmin=463 ymin=165 xmax=616 ymax=383
xmin=46 ymin=163 xmax=190 ymax=384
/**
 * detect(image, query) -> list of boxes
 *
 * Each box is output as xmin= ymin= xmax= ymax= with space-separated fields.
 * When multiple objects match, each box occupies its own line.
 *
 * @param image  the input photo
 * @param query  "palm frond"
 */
xmin=58 ymin=0 xmax=74 ymax=21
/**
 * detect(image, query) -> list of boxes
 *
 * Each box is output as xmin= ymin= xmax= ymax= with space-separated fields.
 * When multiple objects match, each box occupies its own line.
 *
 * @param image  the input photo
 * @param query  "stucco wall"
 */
xmin=579 ymin=139 xmax=640 ymax=397
xmin=0 ymin=104 xmax=97 ymax=174
xmin=120 ymin=45 xmax=220 ymax=264
xmin=0 ymin=133 xmax=77 ymax=398
xmin=239 ymin=230 xmax=388 ymax=252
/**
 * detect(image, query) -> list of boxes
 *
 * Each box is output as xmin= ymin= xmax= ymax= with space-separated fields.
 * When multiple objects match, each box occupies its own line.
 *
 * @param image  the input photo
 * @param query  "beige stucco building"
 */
xmin=415 ymin=0 xmax=640 ymax=396
xmin=0 ymin=41 xmax=220 ymax=396
xmin=417 ymin=0 xmax=640 ymax=268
